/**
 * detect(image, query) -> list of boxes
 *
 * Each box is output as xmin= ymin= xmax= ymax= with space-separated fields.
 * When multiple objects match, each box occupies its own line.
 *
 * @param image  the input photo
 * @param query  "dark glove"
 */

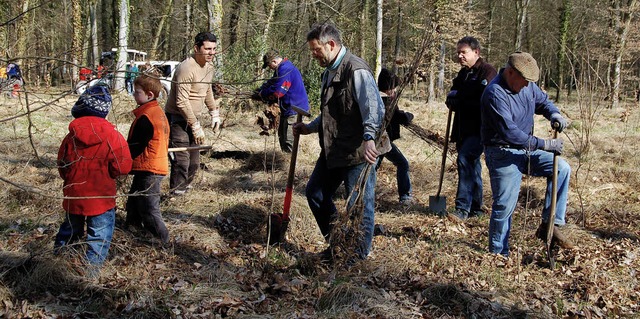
xmin=543 ymin=138 xmax=564 ymax=155
xmin=250 ymin=90 xmax=262 ymax=101
xmin=404 ymin=112 xmax=414 ymax=125
xmin=445 ymin=90 xmax=459 ymax=111
xmin=550 ymin=113 xmax=567 ymax=133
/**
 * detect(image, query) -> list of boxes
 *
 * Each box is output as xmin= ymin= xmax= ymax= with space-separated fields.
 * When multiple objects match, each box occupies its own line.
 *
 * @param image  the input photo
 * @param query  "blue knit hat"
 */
xmin=72 ymin=85 xmax=112 ymax=118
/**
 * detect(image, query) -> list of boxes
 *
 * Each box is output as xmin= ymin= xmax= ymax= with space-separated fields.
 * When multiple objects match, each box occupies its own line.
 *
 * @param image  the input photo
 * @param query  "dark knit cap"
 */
xmin=71 ymin=85 xmax=112 ymax=118
xmin=378 ymin=68 xmax=397 ymax=91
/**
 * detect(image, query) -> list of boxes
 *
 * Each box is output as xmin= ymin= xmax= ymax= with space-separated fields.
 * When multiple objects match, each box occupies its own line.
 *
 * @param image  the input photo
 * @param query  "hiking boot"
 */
xmin=450 ymin=209 xmax=469 ymax=220
xmin=317 ymin=247 xmax=334 ymax=264
xmin=536 ymin=222 xmax=575 ymax=249
xmin=399 ymin=196 xmax=414 ymax=207
xmin=468 ymin=210 xmax=485 ymax=218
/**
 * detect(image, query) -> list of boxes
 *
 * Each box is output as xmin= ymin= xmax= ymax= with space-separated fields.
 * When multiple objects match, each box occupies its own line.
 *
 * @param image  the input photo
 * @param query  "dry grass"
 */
xmin=0 ymin=89 xmax=638 ymax=318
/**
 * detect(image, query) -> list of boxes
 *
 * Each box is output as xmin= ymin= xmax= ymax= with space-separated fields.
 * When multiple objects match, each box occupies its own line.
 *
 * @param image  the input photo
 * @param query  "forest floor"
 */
xmin=0 ymin=87 xmax=638 ymax=318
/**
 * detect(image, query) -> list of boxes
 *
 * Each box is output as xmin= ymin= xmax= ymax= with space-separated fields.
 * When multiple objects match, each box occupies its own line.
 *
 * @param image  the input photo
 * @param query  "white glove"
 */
xmin=192 ymin=121 xmax=206 ymax=145
xmin=210 ymin=109 xmax=221 ymax=132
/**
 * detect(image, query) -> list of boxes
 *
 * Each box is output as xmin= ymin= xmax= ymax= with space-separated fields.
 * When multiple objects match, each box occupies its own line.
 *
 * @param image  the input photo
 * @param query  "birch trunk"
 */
xmin=375 ymin=0 xmax=383 ymax=79
xmin=114 ymin=0 xmax=129 ymax=92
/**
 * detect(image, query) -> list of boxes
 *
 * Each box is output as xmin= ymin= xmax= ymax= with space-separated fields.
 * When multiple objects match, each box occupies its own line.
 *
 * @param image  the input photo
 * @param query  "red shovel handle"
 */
xmin=282 ymin=113 xmax=303 ymax=221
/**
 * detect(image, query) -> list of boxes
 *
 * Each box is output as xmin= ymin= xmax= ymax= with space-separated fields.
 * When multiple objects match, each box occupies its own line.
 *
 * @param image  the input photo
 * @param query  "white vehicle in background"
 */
xmin=75 ymin=48 xmax=180 ymax=99
xmin=132 ymin=60 xmax=181 ymax=100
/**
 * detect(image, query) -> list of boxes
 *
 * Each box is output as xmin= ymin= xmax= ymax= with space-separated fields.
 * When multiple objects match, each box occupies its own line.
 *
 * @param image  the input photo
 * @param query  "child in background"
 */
xmin=55 ymin=85 xmax=132 ymax=276
xmin=125 ymin=72 xmax=170 ymax=245
xmin=377 ymin=68 xmax=415 ymax=205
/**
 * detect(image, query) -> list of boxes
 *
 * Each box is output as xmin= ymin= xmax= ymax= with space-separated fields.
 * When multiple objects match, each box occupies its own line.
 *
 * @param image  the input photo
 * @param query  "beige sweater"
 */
xmin=164 ymin=56 xmax=216 ymax=126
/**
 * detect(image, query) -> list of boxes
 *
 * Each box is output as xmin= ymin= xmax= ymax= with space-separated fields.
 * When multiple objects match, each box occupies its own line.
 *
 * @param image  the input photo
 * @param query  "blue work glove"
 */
xmin=445 ymin=90 xmax=459 ymax=111
xmin=550 ymin=113 xmax=567 ymax=133
xmin=543 ymin=138 xmax=564 ymax=155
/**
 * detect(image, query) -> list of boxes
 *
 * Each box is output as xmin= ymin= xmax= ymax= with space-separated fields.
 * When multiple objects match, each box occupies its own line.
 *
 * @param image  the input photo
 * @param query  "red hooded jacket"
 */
xmin=58 ymin=116 xmax=132 ymax=216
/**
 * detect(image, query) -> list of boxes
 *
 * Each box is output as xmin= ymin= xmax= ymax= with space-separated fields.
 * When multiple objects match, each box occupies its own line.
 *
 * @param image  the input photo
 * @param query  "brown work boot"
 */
xmin=535 ymin=222 xmax=575 ymax=249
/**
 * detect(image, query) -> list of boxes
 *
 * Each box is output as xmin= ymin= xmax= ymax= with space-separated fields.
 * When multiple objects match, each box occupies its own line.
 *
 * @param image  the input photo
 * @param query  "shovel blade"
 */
xmin=429 ymin=196 xmax=447 ymax=216
xmin=267 ymin=213 xmax=289 ymax=245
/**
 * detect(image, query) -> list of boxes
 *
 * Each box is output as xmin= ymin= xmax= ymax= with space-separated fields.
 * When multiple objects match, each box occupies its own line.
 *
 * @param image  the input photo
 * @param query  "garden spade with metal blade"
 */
xmin=429 ymin=109 xmax=453 ymax=216
xmin=267 ymin=106 xmax=310 ymax=245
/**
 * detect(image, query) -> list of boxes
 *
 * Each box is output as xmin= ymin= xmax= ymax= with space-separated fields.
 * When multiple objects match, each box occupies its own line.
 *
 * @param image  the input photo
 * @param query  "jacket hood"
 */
xmin=67 ymin=116 xmax=115 ymax=148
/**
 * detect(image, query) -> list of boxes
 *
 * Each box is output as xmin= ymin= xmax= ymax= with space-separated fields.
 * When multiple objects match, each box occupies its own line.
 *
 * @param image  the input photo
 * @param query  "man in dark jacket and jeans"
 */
xmin=446 ymin=36 xmax=497 ymax=220
xmin=254 ymin=49 xmax=310 ymax=152
xmin=294 ymin=23 xmax=391 ymax=261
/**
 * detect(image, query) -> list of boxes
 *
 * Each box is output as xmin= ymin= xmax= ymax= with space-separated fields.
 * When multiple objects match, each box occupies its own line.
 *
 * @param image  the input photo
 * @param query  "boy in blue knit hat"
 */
xmin=55 ymin=85 xmax=132 ymax=277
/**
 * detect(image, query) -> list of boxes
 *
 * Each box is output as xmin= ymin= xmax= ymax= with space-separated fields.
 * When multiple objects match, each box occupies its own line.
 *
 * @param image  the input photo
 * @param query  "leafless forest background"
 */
xmin=0 ymin=0 xmax=639 ymax=318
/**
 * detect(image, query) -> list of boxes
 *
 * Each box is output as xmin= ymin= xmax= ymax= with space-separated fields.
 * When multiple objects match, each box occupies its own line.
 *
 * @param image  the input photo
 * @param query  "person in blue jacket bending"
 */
xmin=253 ymin=49 xmax=310 ymax=152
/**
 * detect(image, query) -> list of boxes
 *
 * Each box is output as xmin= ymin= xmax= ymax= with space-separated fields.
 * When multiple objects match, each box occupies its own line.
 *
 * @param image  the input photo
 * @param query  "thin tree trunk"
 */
xmin=555 ymin=0 xmax=571 ymax=102
xmin=359 ymin=0 xmax=369 ymax=58
xmin=486 ymin=0 xmax=495 ymax=62
xmin=514 ymin=0 xmax=530 ymax=50
xmin=90 ymin=0 xmax=99 ymax=67
xmin=207 ymin=0 xmax=224 ymax=79
xmin=258 ymin=0 xmax=277 ymax=72
xmin=610 ymin=0 xmax=638 ymax=108
xmin=437 ymin=40 xmax=445 ymax=98
xmin=375 ymin=0 xmax=383 ymax=79
xmin=114 ymin=0 xmax=129 ymax=92
xmin=16 ymin=0 xmax=30 ymax=62
xmin=151 ymin=0 xmax=173 ymax=60
xmin=391 ymin=2 xmax=402 ymax=75
xmin=228 ymin=0 xmax=242 ymax=47
xmin=71 ymin=0 xmax=82 ymax=85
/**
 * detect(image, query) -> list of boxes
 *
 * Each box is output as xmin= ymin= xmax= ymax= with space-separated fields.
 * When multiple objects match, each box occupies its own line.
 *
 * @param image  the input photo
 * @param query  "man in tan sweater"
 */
xmin=165 ymin=31 xmax=218 ymax=196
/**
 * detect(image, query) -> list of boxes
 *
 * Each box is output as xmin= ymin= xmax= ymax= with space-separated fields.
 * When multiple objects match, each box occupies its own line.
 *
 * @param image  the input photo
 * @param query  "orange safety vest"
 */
xmin=129 ymin=100 xmax=170 ymax=175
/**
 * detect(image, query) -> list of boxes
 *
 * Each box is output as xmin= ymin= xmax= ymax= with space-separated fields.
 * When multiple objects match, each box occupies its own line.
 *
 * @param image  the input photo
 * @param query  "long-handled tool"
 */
xmin=168 ymin=145 xmax=213 ymax=161
xmin=267 ymin=106 xmax=310 ymax=245
xmin=545 ymin=126 xmax=560 ymax=268
xmin=168 ymin=145 xmax=213 ymax=152
xmin=429 ymin=109 xmax=453 ymax=216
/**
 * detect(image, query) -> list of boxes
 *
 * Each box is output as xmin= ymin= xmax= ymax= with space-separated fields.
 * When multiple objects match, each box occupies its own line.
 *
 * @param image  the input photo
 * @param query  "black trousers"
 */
xmin=168 ymin=120 xmax=200 ymax=192
xmin=126 ymin=172 xmax=169 ymax=243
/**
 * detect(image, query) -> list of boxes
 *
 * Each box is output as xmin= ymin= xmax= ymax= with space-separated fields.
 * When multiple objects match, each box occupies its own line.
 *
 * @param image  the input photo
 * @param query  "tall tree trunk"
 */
xmin=151 ymin=0 xmax=173 ymax=60
xmin=71 ymin=0 xmax=82 ymax=85
xmin=374 ymin=0 xmax=383 ymax=79
xmin=228 ymin=0 xmax=242 ymax=47
xmin=486 ymin=0 xmax=496 ymax=62
xmin=391 ymin=2 xmax=402 ymax=75
xmin=184 ymin=0 xmax=195 ymax=57
xmin=258 ymin=0 xmax=277 ymax=72
xmin=437 ymin=40 xmax=445 ymax=98
xmin=207 ymin=0 xmax=224 ymax=79
xmin=610 ymin=0 xmax=638 ymax=108
xmin=555 ymin=0 xmax=571 ymax=102
xmin=514 ymin=0 xmax=530 ymax=50
xmin=16 ymin=0 xmax=30 ymax=62
xmin=114 ymin=0 xmax=129 ymax=92
xmin=90 ymin=0 xmax=100 ymax=68
xmin=359 ymin=0 xmax=369 ymax=58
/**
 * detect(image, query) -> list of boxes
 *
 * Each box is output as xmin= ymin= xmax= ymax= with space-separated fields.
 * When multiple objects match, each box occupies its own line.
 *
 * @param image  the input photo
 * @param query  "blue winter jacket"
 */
xmin=480 ymin=68 xmax=560 ymax=150
xmin=258 ymin=59 xmax=310 ymax=117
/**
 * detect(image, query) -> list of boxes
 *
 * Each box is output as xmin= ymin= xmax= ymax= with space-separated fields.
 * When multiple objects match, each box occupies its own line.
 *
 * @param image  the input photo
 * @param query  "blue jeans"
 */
xmin=484 ymin=146 xmax=571 ymax=256
xmin=455 ymin=136 xmax=484 ymax=212
xmin=377 ymin=142 xmax=412 ymax=201
xmin=54 ymin=208 xmax=116 ymax=265
xmin=306 ymin=154 xmax=377 ymax=259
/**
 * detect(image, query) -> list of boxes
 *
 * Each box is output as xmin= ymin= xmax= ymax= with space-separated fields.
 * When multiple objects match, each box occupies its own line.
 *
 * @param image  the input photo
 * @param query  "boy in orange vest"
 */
xmin=126 ymin=72 xmax=170 ymax=245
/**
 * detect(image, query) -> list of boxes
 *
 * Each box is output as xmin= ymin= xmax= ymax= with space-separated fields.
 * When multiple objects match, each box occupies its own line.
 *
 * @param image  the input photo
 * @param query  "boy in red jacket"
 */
xmin=55 ymin=85 xmax=132 ymax=275
xmin=125 ymin=72 xmax=170 ymax=244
